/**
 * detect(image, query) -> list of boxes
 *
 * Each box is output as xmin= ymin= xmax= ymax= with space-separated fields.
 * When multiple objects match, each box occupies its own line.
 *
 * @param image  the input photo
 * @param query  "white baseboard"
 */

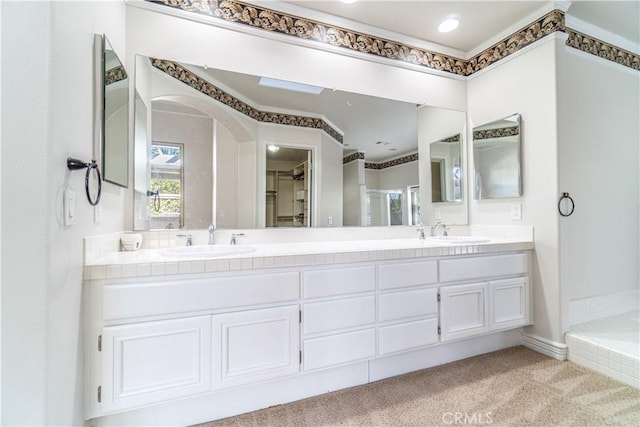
xmin=521 ymin=332 xmax=568 ymax=360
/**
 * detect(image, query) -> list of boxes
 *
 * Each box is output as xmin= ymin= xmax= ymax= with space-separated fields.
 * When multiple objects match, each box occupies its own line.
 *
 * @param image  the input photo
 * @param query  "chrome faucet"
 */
xmin=208 ymin=224 xmax=216 ymax=245
xmin=177 ymin=233 xmax=193 ymax=246
xmin=430 ymin=221 xmax=448 ymax=237
xmin=230 ymin=233 xmax=245 ymax=245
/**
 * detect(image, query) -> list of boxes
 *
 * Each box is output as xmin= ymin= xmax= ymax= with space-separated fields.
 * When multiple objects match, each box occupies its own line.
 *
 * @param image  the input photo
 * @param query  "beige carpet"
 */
xmin=197 ymin=346 xmax=640 ymax=427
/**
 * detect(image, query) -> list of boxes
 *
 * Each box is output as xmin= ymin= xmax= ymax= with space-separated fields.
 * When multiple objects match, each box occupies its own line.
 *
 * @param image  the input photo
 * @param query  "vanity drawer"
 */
xmin=303 ymin=266 xmax=375 ymax=298
xmin=303 ymin=295 xmax=376 ymax=335
xmin=102 ymin=272 xmax=300 ymax=321
xmin=378 ymin=288 xmax=438 ymax=322
xmin=378 ymin=318 xmax=439 ymax=356
xmin=378 ymin=261 xmax=438 ymax=290
xmin=303 ymin=328 xmax=376 ymax=371
xmin=439 ymin=253 xmax=527 ymax=283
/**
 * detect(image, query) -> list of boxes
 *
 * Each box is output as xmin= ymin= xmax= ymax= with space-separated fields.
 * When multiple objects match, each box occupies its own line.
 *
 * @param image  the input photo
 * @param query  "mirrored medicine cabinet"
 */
xmin=473 ymin=113 xmax=522 ymax=199
xmin=94 ymin=34 xmax=129 ymax=188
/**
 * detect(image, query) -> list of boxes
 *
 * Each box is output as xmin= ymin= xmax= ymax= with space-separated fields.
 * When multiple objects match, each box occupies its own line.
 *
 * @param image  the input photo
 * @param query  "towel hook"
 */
xmin=67 ymin=157 xmax=102 ymax=206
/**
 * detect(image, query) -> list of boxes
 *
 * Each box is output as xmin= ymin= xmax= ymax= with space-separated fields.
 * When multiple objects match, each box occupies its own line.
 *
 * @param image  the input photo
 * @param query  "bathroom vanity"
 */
xmin=83 ymin=235 xmax=533 ymax=425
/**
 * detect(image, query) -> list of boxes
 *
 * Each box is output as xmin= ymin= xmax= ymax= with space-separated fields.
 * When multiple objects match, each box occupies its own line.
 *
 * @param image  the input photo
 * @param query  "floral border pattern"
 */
xmin=440 ymin=134 xmax=461 ymax=143
xmin=473 ymin=126 xmax=519 ymax=140
xmin=105 ymin=65 xmax=127 ymax=85
xmin=343 ymin=152 xmax=365 ymax=164
xmin=364 ymin=152 xmax=419 ymax=170
xmin=566 ymin=29 xmax=640 ymax=70
xmin=148 ymin=0 xmax=639 ymax=74
xmin=151 ymin=58 xmax=343 ymax=143
xmin=466 ymin=10 xmax=565 ymax=74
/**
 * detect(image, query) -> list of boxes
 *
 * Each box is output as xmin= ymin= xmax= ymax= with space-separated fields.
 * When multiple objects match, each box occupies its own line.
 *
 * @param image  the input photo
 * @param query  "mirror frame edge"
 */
xmin=93 ymin=33 xmax=105 ymax=176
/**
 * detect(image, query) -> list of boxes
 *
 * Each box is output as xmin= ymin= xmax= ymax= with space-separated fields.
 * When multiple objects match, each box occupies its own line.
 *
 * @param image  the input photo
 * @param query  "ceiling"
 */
xmin=166 ymin=1 xmax=638 ymax=162
xmin=197 ymin=66 xmax=418 ymax=162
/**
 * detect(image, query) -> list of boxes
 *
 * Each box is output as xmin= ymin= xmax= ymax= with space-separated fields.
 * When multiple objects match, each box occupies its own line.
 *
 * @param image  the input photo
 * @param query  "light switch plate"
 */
xmin=94 ymin=203 xmax=102 ymax=223
xmin=434 ymin=207 xmax=442 ymax=220
xmin=510 ymin=203 xmax=522 ymax=220
xmin=64 ymin=189 xmax=76 ymax=226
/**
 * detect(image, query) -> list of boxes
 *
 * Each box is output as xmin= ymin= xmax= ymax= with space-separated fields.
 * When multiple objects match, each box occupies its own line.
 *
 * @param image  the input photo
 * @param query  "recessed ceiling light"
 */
xmin=438 ymin=18 xmax=459 ymax=33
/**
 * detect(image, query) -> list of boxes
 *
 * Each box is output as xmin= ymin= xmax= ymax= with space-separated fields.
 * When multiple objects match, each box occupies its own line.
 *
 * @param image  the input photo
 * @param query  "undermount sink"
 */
xmin=162 ymin=245 xmax=257 ymax=258
xmin=427 ymin=236 xmax=491 ymax=244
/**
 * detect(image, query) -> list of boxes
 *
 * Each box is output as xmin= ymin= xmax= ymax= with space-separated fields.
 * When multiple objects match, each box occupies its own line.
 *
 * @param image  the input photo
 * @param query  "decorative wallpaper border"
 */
xmin=343 ymin=151 xmax=365 ymax=164
xmin=147 ymin=0 xmax=639 ymax=74
xmin=151 ymin=58 xmax=344 ymax=143
xmin=566 ymin=29 xmax=640 ymax=70
xmin=466 ymin=10 xmax=565 ymax=74
xmin=440 ymin=134 xmax=461 ymax=143
xmin=105 ymin=65 xmax=127 ymax=85
xmin=473 ymin=126 xmax=520 ymax=140
xmin=364 ymin=153 xmax=419 ymax=170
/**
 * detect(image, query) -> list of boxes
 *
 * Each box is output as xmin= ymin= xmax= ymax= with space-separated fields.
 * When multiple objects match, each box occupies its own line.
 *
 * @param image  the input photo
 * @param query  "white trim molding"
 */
xmin=521 ymin=332 xmax=568 ymax=361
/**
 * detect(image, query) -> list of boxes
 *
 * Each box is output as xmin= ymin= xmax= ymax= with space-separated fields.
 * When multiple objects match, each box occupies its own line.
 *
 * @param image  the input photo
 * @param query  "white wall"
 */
xmin=343 ymin=160 xmax=364 ymax=226
xmin=215 ymin=120 xmax=241 ymax=229
xmin=319 ymin=134 xmax=344 ymax=227
xmin=1 ymin=1 xmax=126 ymax=425
xmin=377 ymin=162 xmax=419 ymax=190
xmin=468 ymin=36 xmax=562 ymax=342
xmin=557 ymin=46 xmax=640 ymax=328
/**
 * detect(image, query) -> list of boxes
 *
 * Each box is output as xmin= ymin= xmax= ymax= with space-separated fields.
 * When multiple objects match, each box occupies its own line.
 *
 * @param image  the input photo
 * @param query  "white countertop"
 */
xmin=83 ymin=236 xmax=534 ymax=281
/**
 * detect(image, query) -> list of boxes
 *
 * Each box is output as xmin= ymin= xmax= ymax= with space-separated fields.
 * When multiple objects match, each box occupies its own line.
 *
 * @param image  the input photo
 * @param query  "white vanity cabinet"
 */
xmin=85 ymin=247 xmax=533 ymax=424
xmin=438 ymin=253 xmax=531 ymax=342
xmin=301 ymin=266 xmax=377 ymax=370
xmin=85 ymin=271 xmax=301 ymax=418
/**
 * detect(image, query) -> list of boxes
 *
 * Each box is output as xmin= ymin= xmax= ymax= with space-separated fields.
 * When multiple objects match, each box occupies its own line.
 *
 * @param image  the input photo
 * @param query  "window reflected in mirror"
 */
xmin=150 ymin=143 xmax=183 ymax=229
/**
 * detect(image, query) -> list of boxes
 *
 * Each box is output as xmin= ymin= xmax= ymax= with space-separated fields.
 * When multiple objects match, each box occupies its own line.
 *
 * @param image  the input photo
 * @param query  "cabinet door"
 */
xmin=489 ymin=277 xmax=529 ymax=330
xmin=439 ymin=283 xmax=489 ymax=342
xmin=213 ymin=305 xmax=299 ymax=388
xmin=101 ymin=316 xmax=211 ymax=414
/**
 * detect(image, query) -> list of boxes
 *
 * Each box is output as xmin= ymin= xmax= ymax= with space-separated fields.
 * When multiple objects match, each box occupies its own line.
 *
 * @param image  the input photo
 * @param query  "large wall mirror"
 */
xmin=473 ymin=113 xmax=522 ymax=199
xmin=133 ymin=55 xmax=467 ymax=230
xmin=95 ymin=34 xmax=129 ymax=187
